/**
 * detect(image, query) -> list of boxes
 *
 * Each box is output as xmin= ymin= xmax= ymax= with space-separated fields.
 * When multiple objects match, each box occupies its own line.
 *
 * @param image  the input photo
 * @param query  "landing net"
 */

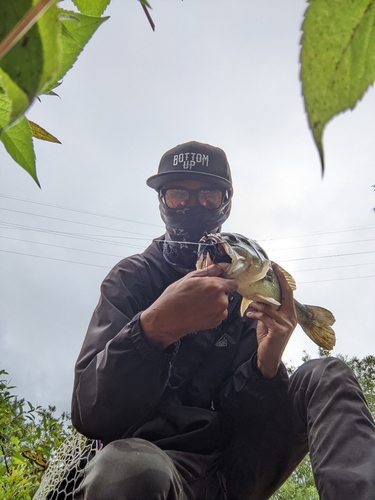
xmin=34 ymin=429 xmax=99 ymax=499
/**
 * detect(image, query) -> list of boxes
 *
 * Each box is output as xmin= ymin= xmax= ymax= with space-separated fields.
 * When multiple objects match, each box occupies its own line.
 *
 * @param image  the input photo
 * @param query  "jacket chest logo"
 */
xmin=215 ymin=333 xmax=228 ymax=347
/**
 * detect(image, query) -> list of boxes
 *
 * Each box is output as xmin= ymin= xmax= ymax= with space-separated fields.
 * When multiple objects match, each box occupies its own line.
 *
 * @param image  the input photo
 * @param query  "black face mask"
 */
xmin=158 ymin=192 xmax=232 ymax=272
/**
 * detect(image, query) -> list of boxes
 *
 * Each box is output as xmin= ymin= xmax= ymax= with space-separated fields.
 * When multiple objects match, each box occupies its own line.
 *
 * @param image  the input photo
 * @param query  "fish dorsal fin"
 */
xmin=277 ymin=265 xmax=297 ymax=291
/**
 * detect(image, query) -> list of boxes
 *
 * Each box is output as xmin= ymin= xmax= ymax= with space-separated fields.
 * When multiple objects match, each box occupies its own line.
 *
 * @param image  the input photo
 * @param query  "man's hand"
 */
xmin=140 ymin=264 xmax=238 ymax=350
xmin=245 ymin=263 xmax=297 ymax=379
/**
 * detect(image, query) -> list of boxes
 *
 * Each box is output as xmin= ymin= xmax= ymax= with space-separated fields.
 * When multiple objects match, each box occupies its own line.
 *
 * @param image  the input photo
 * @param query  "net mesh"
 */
xmin=34 ymin=429 xmax=99 ymax=500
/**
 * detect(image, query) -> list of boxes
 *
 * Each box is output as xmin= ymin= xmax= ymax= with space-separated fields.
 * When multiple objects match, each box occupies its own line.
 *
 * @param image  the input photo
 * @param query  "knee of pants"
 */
xmin=291 ymin=356 xmax=360 ymax=399
xmin=76 ymin=438 xmax=183 ymax=500
xmin=294 ymin=356 xmax=353 ymax=381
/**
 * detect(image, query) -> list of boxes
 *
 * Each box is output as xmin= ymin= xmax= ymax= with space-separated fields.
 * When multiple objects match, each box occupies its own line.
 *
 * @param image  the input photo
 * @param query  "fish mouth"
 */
xmin=196 ymin=233 xmax=232 ymax=271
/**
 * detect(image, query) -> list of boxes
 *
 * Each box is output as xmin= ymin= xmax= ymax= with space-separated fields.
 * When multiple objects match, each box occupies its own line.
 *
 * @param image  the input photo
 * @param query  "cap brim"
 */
xmin=146 ymin=171 xmax=232 ymax=191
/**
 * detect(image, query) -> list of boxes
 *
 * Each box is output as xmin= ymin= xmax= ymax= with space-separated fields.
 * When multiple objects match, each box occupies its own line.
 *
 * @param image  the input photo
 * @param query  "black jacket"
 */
xmin=71 ymin=238 xmax=288 ymax=453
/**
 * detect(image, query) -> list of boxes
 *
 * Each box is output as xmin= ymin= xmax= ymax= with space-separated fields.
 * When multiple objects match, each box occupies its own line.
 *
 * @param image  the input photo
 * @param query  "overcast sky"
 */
xmin=1 ymin=0 xmax=374 ymax=416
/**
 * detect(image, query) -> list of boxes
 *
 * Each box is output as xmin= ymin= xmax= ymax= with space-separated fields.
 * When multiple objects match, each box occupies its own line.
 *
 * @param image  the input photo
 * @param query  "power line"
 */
xmin=2 ymin=227 xmax=375 ymax=263
xmin=0 ymin=235 xmax=127 ymax=259
xmin=0 ymin=193 xmax=164 ymax=229
xmin=299 ymin=275 xmax=375 ymax=284
xmin=1 ymin=195 xmax=374 ymax=283
xmin=294 ymin=262 xmax=375 ymax=273
xmin=0 ymin=249 xmax=110 ymax=269
xmin=258 ymin=225 xmax=375 ymax=242
xmin=0 ymin=207 xmax=158 ymax=238
xmin=2 ymin=219 xmax=374 ymax=256
xmin=1 ymin=234 xmax=374 ymax=276
xmin=1 ymin=193 xmax=374 ymax=243
xmin=0 ymin=222 xmax=148 ymax=250
xmin=1 ymin=248 xmax=374 ymax=285
xmin=266 ymin=238 xmax=375 ymax=252
xmin=282 ymin=250 xmax=375 ymax=262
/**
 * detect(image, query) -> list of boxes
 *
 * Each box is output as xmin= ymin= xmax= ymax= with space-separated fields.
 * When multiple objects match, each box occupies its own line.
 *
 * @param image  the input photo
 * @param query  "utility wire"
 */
xmin=0 ymin=222 xmax=148 ymax=249
xmin=282 ymin=250 xmax=375 ymax=262
xmin=1 ymin=228 xmax=375 ymax=262
xmin=293 ymin=262 xmax=375 ymax=273
xmin=0 ymin=235 xmax=127 ymax=259
xmin=1 ymin=248 xmax=374 ymax=284
xmin=0 ymin=249 xmax=109 ymax=269
xmin=0 ymin=193 xmax=164 ymax=229
xmin=265 ymin=238 xmax=375 ymax=252
xmin=299 ymin=275 xmax=375 ymax=284
xmin=0 ymin=208 xmax=158 ymax=238
xmin=1 ymin=219 xmax=374 ymax=255
xmin=1 ymin=195 xmax=374 ymax=282
xmin=1 ymin=193 xmax=374 ymax=242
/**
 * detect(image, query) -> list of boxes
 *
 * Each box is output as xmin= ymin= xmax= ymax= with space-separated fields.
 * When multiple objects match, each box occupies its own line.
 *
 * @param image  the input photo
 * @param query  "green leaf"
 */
xmin=42 ymin=9 xmax=108 ymax=94
xmin=0 ymin=116 xmax=39 ymax=186
xmin=0 ymin=67 xmax=29 ymax=130
xmin=139 ymin=0 xmax=152 ymax=8
xmin=0 ymin=0 xmax=60 ymax=127
xmin=301 ymin=0 xmax=375 ymax=171
xmin=72 ymin=0 xmax=111 ymax=17
xmin=0 ymin=84 xmax=12 ymax=130
xmin=28 ymin=119 xmax=61 ymax=143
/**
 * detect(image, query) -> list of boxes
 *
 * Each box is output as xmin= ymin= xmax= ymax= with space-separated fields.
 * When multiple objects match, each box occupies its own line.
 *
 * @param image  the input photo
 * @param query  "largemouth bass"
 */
xmin=196 ymin=232 xmax=336 ymax=350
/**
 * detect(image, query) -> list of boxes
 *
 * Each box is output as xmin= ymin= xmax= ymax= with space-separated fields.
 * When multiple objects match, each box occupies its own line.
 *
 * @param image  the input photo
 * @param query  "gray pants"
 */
xmin=74 ymin=358 xmax=375 ymax=499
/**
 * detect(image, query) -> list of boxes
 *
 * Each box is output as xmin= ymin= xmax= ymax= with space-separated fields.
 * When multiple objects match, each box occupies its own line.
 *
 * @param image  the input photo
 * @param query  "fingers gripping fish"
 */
xmin=196 ymin=232 xmax=336 ymax=350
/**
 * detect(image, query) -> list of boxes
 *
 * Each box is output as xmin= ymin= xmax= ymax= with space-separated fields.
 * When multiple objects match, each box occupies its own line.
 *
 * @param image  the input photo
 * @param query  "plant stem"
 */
xmin=141 ymin=4 xmax=155 ymax=31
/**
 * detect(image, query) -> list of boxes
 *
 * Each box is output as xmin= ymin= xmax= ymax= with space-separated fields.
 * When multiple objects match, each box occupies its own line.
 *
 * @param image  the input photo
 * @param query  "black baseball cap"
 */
xmin=146 ymin=141 xmax=233 ymax=191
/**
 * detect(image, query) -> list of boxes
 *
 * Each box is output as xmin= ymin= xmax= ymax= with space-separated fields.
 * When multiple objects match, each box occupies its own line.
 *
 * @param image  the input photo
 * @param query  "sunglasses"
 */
xmin=161 ymin=188 xmax=227 ymax=210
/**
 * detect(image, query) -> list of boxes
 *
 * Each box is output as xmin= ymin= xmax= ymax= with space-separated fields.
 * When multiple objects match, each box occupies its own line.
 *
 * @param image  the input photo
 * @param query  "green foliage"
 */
xmin=0 ymin=369 xmax=72 ymax=499
xmin=301 ymin=0 xmax=375 ymax=172
xmin=1 ymin=117 xmax=38 ymax=186
xmin=2 ymin=0 xmax=375 ymax=183
xmin=0 ymin=0 xmax=108 ymax=186
xmin=0 ymin=0 xmax=60 ymax=126
xmin=339 ymin=354 xmax=375 ymax=414
xmin=1 ymin=351 xmax=375 ymax=498
xmin=72 ymin=0 xmax=111 ymax=17
xmin=42 ymin=10 xmax=108 ymax=96
xmin=271 ymin=352 xmax=375 ymax=499
xmin=272 ymin=455 xmax=319 ymax=500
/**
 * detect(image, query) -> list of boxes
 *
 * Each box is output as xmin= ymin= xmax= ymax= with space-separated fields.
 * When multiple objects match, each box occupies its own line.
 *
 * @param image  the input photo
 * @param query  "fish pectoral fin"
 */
xmin=240 ymin=294 xmax=281 ymax=316
xmin=254 ymin=294 xmax=281 ymax=307
xmin=240 ymin=297 xmax=252 ymax=316
xmin=277 ymin=265 xmax=297 ymax=291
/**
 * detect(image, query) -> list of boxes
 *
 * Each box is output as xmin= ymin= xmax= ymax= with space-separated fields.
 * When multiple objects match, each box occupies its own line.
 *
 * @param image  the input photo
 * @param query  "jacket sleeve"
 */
xmin=71 ymin=258 xmax=177 ymax=442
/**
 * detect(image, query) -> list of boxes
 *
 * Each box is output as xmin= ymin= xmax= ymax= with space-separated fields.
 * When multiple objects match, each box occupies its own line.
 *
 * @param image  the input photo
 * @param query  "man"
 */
xmin=72 ymin=141 xmax=375 ymax=499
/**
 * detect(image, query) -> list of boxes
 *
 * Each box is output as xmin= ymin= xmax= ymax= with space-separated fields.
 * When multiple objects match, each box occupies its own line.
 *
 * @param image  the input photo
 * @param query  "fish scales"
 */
xmin=196 ymin=232 xmax=336 ymax=350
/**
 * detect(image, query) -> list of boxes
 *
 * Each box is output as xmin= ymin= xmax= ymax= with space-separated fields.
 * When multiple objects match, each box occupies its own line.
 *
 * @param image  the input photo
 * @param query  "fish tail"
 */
xmin=295 ymin=301 xmax=336 ymax=350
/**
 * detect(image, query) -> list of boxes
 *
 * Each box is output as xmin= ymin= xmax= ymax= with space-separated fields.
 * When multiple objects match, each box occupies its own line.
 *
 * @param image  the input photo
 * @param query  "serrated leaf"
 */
xmin=72 ymin=0 xmax=111 ymax=17
xmin=0 ymin=85 xmax=12 ymax=130
xmin=0 ymin=116 xmax=39 ymax=186
xmin=0 ymin=0 xmax=60 ymax=127
xmin=301 ymin=0 xmax=375 ymax=172
xmin=0 ymin=67 xmax=29 ymax=129
xmin=28 ymin=119 xmax=61 ymax=143
xmin=42 ymin=9 xmax=108 ymax=94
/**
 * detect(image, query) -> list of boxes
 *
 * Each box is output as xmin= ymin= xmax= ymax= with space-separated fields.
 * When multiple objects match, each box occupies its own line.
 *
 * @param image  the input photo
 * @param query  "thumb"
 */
xmin=191 ymin=263 xmax=225 ymax=278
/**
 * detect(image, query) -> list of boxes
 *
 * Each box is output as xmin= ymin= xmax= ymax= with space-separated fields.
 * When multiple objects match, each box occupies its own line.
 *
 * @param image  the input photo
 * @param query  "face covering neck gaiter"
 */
xmin=158 ymin=193 xmax=232 ymax=273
